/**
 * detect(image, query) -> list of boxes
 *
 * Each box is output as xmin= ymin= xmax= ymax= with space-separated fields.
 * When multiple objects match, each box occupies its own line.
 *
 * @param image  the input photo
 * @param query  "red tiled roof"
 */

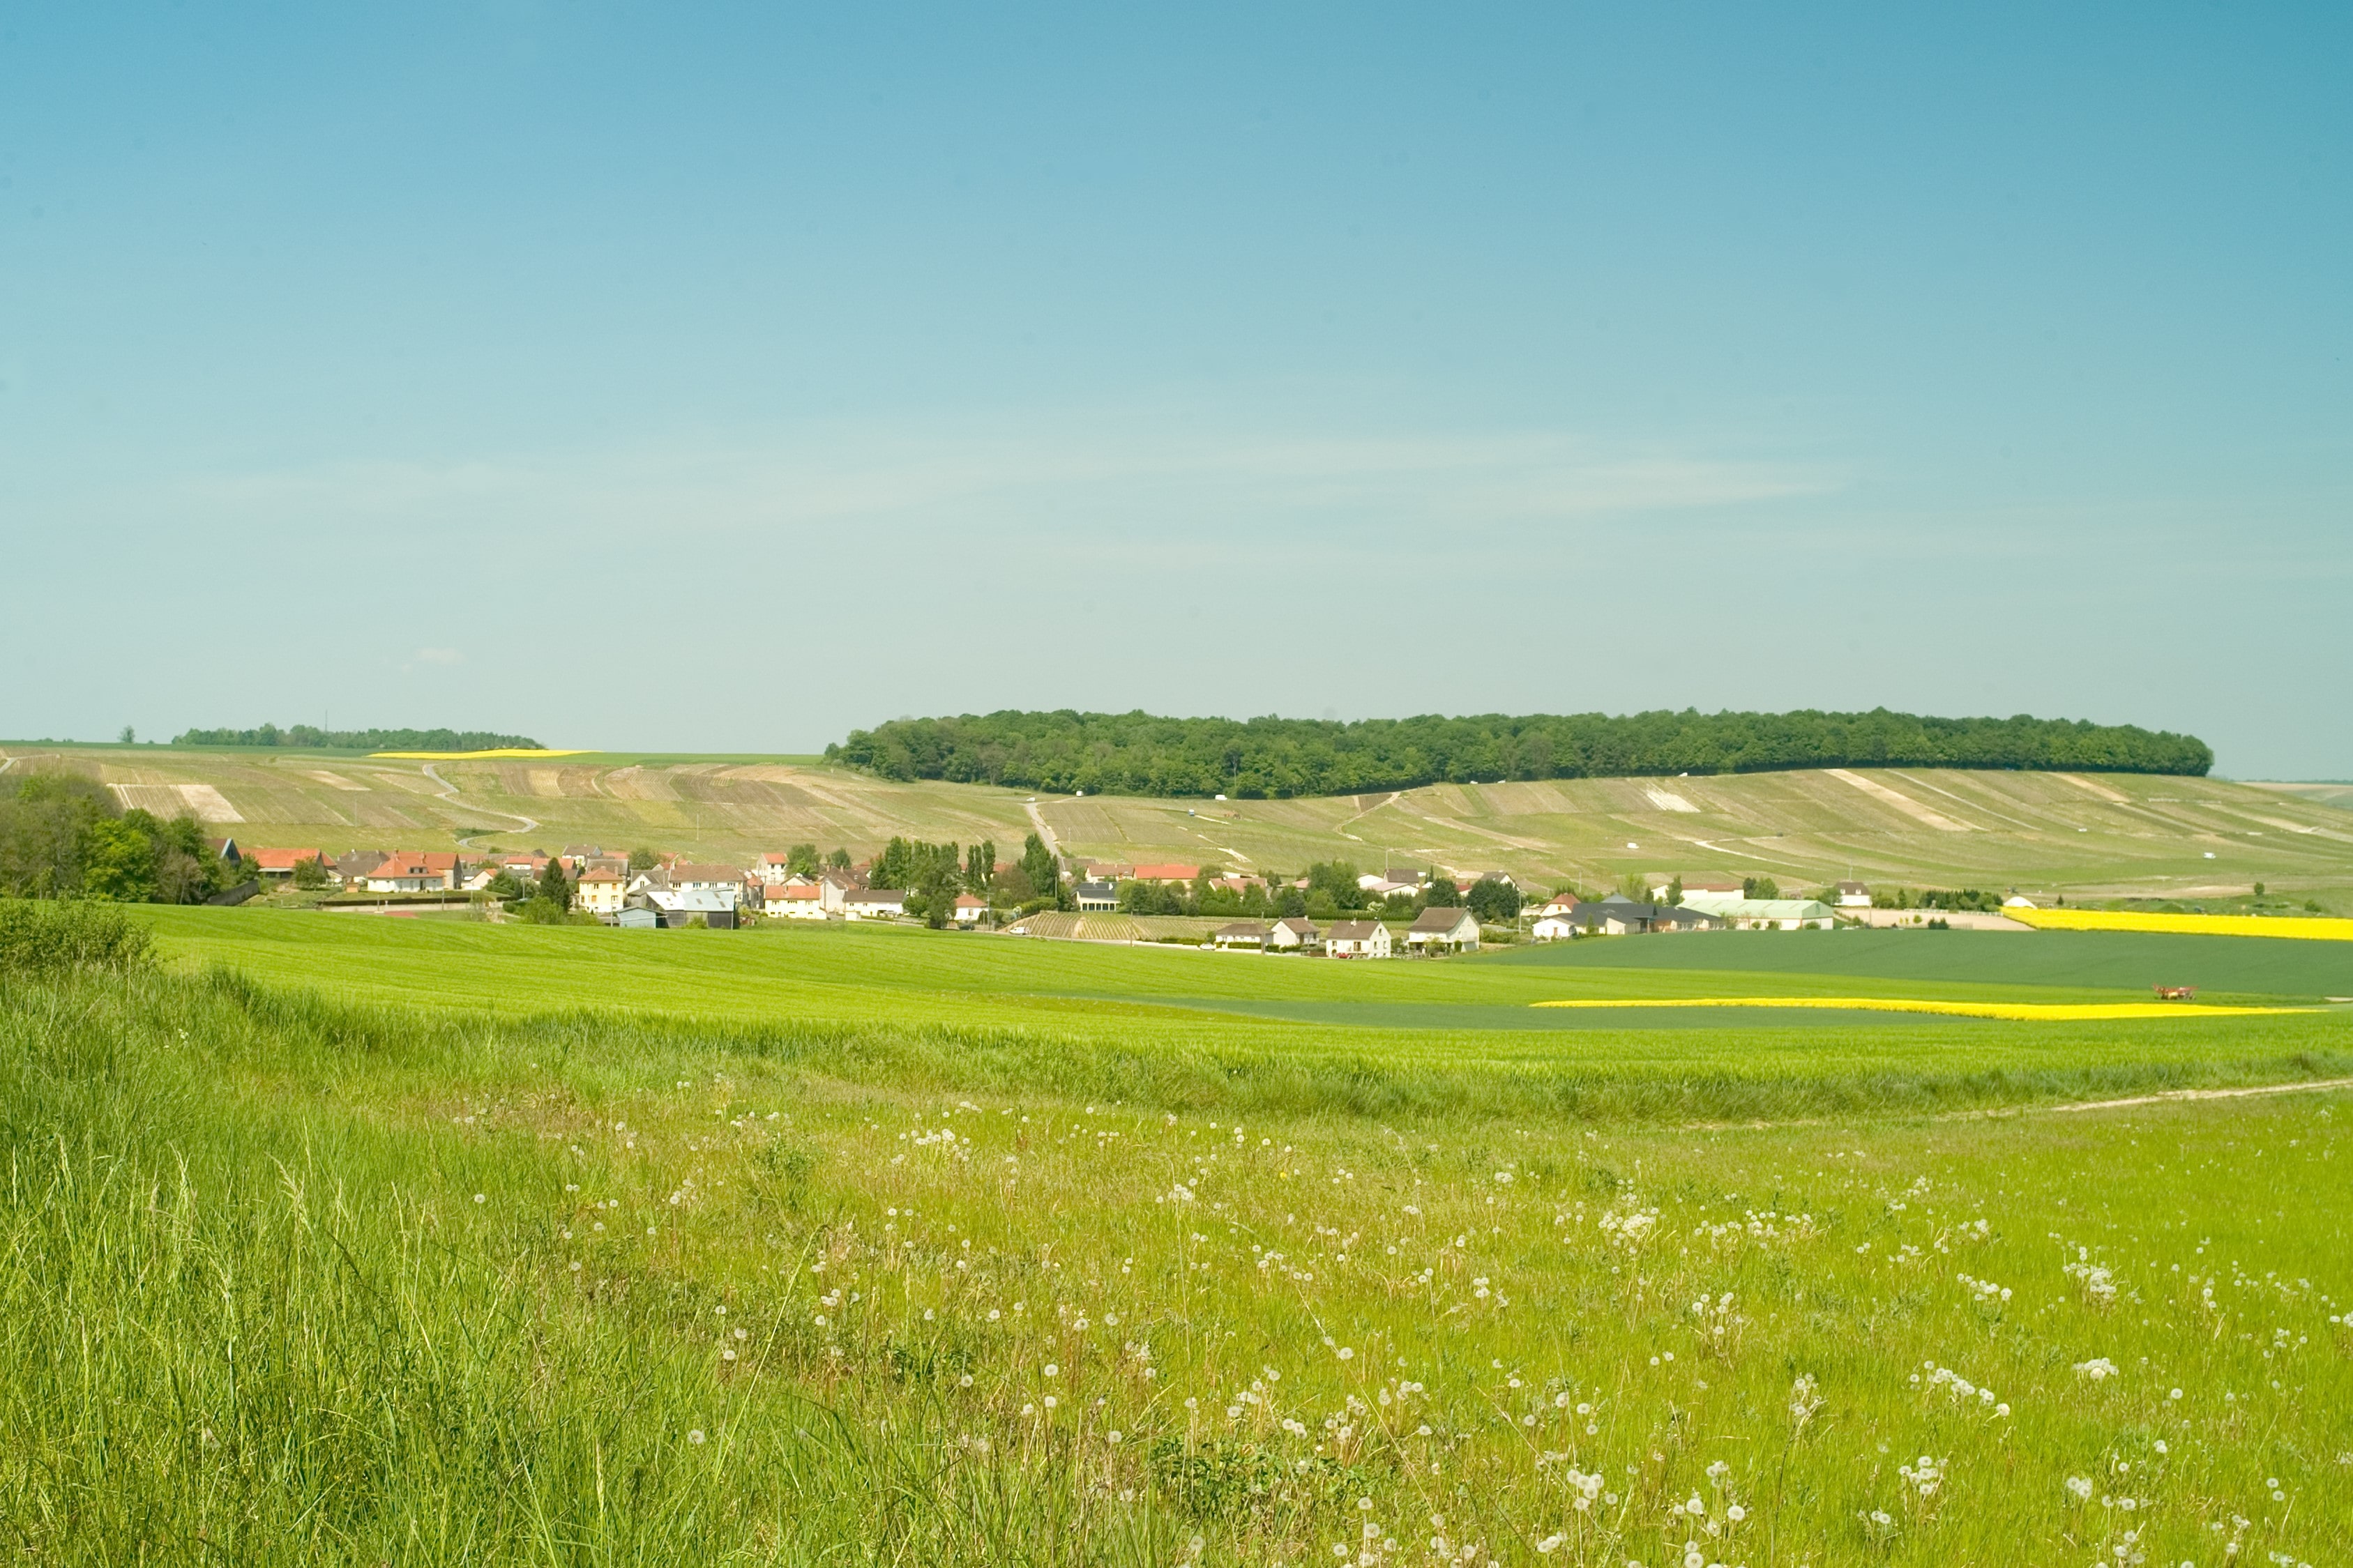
xmin=1130 ymin=864 xmax=1201 ymax=882
xmin=248 ymin=847 xmax=323 ymax=869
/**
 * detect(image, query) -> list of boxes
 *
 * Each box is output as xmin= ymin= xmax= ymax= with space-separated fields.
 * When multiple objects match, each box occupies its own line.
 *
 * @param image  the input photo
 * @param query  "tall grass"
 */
xmin=3 ymin=966 xmax=2346 ymax=1564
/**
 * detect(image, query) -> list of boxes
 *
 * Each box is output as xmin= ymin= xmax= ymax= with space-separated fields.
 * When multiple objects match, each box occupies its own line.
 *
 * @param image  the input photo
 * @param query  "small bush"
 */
xmin=0 ymin=899 xmax=154 ymax=975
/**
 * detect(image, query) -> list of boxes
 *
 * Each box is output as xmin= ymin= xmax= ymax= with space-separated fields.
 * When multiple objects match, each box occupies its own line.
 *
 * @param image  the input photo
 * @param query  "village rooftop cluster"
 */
xmin=204 ymin=837 xmax=2042 ymax=951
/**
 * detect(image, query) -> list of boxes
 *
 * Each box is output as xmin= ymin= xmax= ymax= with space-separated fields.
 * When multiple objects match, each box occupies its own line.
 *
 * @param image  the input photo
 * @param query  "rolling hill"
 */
xmin=8 ymin=740 xmax=2353 ymax=904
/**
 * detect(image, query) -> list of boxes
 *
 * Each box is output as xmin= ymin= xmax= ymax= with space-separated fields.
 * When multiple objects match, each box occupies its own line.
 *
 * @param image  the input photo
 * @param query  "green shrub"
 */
xmin=0 ymin=899 xmax=154 ymax=975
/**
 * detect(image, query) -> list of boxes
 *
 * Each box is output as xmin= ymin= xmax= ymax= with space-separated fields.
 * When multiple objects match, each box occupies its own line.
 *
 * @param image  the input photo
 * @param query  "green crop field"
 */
xmin=5 ymin=899 xmax=2349 ymax=1565
xmin=13 ymin=742 xmax=2353 ymax=906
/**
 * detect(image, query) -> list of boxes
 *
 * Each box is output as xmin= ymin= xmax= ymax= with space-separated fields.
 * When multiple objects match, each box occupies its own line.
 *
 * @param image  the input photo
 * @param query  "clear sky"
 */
xmin=3 ymin=4 xmax=2346 ymax=775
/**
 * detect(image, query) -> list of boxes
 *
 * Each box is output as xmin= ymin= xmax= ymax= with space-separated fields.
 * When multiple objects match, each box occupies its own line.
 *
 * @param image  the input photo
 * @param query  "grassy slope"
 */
xmin=16 ymin=743 xmax=2353 ymax=902
xmin=5 ymin=964 xmax=2346 ymax=1564
xmin=137 ymin=908 xmax=2353 ymax=1120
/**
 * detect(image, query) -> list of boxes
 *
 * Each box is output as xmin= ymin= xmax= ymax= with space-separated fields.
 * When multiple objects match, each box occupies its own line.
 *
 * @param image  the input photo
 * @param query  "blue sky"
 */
xmin=3 ymin=3 xmax=2346 ymax=775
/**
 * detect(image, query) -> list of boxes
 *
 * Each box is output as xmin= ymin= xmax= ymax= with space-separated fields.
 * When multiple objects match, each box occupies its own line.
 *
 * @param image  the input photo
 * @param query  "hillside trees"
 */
xmin=1466 ymin=878 xmax=1522 ymax=922
xmin=172 ymin=724 xmax=544 ymax=751
xmin=828 ymin=708 xmax=2214 ymax=798
xmin=1018 ymin=833 xmax=1062 ymax=909
xmin=0 ymin=774 xmax=234 ymax=902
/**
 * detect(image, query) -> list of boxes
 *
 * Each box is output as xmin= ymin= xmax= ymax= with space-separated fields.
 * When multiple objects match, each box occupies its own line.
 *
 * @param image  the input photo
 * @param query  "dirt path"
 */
xmin=2045 ymin=1076 xmax=2353 ymax=1115
xmin=423 ymin=763 xmax=540 ymax=846
xmin=1024 ymin=800 xmax=1061 ymax=860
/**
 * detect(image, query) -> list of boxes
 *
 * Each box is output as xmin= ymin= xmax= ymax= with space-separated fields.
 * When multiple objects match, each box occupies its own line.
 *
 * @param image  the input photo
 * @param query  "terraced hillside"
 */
xmin=8 ymin=743 xmax=2352 ymax=903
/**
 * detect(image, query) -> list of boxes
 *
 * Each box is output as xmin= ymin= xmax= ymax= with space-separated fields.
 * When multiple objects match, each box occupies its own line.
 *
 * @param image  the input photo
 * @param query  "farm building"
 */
xmin=1325 ymin=920 xmax=1392 ymax=959
xmin=845 ymin=888 xmax=909 ymax=920
xmin=1130 ymin=863 xmax=1201 ymax=885
xmin=1835 ymin=881 xmax=1873 ymax=908
xmin=616 ymin=907 xmax=662 ymax=929
xmin=1213 ymin=922 xmax=1271 ymax=950
xmin=1678 ymin=894 xmax=1838 ymax=930
xmin=1073 ymin=880 xmax=1119 ymax=912
xmin=1554 ymin=895 xmax=1723 ymax=936
xmin=635 ymin=889 xmax=739 ymax=928
xmin=1405 ymin=906 xmax=1481 ymax=953
xmin=246 ymin=846 xmax=324 ymax=879
xmin=1647 ymin=876 xmax=1743 ymax=902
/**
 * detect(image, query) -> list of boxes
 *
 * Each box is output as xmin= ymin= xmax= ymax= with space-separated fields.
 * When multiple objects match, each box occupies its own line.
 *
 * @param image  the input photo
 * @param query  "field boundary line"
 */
xmin=2045 ymin=1076 xmax=2353 ymax=1114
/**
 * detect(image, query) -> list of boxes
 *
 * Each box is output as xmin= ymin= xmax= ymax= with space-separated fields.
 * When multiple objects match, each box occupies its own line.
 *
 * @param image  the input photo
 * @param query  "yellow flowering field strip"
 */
xmin=1532 ymin=996 xmax=2312 ymax=1021
xmin=2004 ymin=907 xmax=2353 ymax=941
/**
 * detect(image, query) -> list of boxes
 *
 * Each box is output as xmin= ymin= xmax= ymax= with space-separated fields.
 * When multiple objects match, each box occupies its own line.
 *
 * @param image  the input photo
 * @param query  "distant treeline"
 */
xmin=829 ymin=708 xmax=2213 ymax=798
xmin=171 ymin=724 xmax=543 ymax=752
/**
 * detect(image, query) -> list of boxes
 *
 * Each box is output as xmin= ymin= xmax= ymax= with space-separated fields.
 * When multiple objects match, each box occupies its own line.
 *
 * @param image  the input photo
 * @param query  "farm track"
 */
xmin=422 ymin=763 xmax=540 ymax=845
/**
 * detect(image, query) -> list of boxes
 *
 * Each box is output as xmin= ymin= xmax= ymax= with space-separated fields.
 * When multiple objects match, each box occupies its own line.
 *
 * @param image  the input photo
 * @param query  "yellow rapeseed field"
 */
xmin=1531 ymin=996 xmax=2311 ymax=1021
xmin=2002 ymin=908 xmax=2353 ymax=941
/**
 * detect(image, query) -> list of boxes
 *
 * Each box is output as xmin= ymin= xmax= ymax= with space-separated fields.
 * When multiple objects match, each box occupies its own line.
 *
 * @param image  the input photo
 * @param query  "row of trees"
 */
xmin=863 ymin=833 xmax=1064 ymax=927
xmin=171 ymin=724 xmax=544 ymax=751
xmin=1110 ymin=861 xmax=1527 ymax=923
xmin=830 ymin=708 xmax=2214 ymax=798
xmin=0 ymin=772 xmax=244 ymax=903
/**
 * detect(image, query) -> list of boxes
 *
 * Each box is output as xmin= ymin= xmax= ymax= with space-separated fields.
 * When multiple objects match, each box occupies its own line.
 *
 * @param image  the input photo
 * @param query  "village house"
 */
xmin=665 ymin=865 xmax=747 ymax=906
xmin=365 ymin=854 xmax=457 ymax=894
xmin=764 ymin=882 xmax=829 ymax=920
xmin=1077 ymin=860 xmax=1134 ymax=885
xmin=752 ymin=852 xmax=797 ymax=886
xmin=951 ymin=894 xmax=989 ymax=927
xmin=1267 ymin=916 xmax=1319 ymax=951
xmin=333 ymin=849 xmax=388 ymax=888
xmin=1073 ymin=880 xmax=1119 ymax=912
xmin=1212 ymin=921 xmax=1270 ymax=951
xmin=1406 ymin=906 xmax=1482 ymax=953
xmin=1129 ymin=863 xmax=1201 ymax=885
xmin=575 ymin=869 xmax=627 ymax=916
xmin=1833 ymin=880 xmax=1874 ymax=907
xmin=1645 ymin=876 xmax=1744 ymax=902
xmin=1324 ymin=919 xmax=1393 ymax=959
xmin=844 ymin=888 xmax=909 ymax=920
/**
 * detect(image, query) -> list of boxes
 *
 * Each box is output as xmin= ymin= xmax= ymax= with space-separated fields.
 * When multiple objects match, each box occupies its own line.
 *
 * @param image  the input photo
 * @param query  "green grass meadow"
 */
xmin=4 ymin=907 xmax=2350 ymax=1563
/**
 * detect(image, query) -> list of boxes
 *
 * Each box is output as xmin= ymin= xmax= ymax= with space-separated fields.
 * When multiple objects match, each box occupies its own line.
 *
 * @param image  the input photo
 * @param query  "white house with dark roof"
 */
xmin=1405 ymin=906 xmax=1481 ymax=952
xmin=845 ymin=888 xmax=908 ymax=920
xmin=1325 ymin=920 xmax=1392 ymax=959
xmin=1268 ymin=917 xmax=1319 ymax=951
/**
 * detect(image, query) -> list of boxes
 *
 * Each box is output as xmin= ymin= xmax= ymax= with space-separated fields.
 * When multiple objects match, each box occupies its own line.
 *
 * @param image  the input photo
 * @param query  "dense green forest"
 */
xmin=169 ymin=724 xmax=543 ymax=751
xmin=829 ymin=708 xmax=2213 ymax=798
